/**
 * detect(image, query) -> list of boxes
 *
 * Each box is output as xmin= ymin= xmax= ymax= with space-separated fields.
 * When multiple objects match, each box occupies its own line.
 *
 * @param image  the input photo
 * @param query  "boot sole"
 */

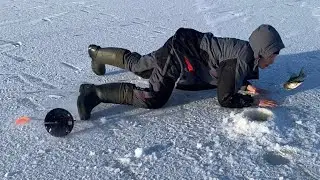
xmin=77 ymin=94 xmax=90 ymax=120
xmin=77 ymin=84 xmax=94 ymax=120
xmin=88 ymin=44 xmax=100 ymax=58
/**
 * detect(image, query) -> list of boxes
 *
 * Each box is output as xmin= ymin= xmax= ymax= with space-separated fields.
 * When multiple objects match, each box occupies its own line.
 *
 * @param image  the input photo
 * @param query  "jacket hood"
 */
xmin=249 ymin=24 xmax=285 ymax=59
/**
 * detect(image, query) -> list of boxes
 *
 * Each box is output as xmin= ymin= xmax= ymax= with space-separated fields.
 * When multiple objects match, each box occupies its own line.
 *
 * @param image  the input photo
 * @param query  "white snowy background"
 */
xmin=1 ymin=0 xmax=320 ymax=179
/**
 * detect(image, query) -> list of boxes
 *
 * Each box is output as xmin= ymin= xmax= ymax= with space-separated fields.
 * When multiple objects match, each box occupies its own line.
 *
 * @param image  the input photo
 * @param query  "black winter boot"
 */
xmin=77 ymin=84 xmax=100 ymax=120
xmin=88 ymin=44 xmax=130 ymax=75
xmin=77 ymin=83 xmax=135 ymax=120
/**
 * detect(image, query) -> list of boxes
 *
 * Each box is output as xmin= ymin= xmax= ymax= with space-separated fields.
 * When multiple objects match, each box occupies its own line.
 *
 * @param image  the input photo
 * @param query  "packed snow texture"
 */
xmin=1 ymin=0 xmax=320 ymax=179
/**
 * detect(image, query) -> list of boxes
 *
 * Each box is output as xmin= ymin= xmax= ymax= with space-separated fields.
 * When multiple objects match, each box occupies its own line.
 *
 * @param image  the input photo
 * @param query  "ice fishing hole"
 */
xmin=242 ymin=108 xmax=274 ymax=122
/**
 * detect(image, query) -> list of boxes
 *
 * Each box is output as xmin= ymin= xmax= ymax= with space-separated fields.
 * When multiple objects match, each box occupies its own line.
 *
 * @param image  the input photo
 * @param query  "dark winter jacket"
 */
xmin=173 ymin=24 xmax=285 ymax=108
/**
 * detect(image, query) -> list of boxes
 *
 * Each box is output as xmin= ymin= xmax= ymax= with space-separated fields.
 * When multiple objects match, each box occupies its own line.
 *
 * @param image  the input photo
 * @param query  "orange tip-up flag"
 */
xmin=15 ymin=116 xmax=31 ymax=125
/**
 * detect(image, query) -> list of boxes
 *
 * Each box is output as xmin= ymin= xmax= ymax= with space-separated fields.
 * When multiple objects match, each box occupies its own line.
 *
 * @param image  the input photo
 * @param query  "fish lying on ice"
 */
xmin=283 ymin=68 xmax=306 ymax=90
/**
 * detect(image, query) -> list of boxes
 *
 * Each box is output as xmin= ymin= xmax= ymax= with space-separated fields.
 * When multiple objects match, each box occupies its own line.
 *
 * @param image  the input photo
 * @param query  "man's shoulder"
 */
xmin=238 ymin=42 xmax=255 ymax=63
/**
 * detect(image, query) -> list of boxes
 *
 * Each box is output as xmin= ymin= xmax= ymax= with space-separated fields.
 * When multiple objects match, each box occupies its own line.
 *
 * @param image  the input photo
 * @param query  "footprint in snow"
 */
xmin=263 ymin=151 xmax=290 ymax=165
xmin=144 ymin=142 xmax=173 ymax=158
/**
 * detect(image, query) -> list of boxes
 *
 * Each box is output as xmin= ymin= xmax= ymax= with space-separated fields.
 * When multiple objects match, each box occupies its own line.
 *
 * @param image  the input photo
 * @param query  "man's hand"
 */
xmin=247 ymin=85 xmax=268 ymax=95
xmin=254 ymin=98 xmax=277 ymax=107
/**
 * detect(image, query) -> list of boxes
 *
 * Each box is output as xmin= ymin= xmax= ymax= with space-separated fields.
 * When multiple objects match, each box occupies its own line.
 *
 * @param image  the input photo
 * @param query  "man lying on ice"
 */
xmin=77 ymin=24 xmax=285 ymax=120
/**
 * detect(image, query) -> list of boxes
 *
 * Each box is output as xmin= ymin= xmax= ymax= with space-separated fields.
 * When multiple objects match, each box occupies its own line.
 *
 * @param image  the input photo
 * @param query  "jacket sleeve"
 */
xmin=217 ymin=59 xmax=255 ymax=108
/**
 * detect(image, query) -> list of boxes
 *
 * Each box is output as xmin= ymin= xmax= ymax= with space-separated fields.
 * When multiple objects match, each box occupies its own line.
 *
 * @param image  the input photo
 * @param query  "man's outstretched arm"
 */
xmin=217 ymin=59 xmax=255 ymax=108
xmin=217 ymin=59 xmax=277 ymax=108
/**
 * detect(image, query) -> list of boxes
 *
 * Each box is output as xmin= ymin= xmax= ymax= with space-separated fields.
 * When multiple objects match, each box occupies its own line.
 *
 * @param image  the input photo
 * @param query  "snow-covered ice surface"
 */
xmin=1 ymin=0 xmax=320 ymax=179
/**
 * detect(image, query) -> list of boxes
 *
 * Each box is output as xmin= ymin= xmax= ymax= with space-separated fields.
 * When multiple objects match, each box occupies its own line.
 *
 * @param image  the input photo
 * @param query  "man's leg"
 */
xmin=88 ymin=45 xmax=156 ymax=78
xmin=78 ymin=52 xmax=181 ymax=120
xmin=88 ymin=30 xmax=181 ymax=79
